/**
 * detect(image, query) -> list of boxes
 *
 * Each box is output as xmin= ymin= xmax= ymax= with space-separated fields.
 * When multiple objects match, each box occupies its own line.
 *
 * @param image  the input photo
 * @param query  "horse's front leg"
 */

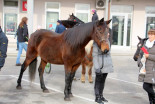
xmin=68 ymin=71 xmax=76 ymax=97
xmin=68 ymin=63 xmax=81 ymax=97
xmin=38 ymin=59 xmax=49 ymax=93
xmin=64 ymin=71 xmax=71 ymax=101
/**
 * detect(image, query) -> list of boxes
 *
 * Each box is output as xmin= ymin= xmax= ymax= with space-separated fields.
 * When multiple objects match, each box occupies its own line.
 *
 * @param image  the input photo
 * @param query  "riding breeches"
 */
xmin=94 ymin=73 xmax=108 ymax=97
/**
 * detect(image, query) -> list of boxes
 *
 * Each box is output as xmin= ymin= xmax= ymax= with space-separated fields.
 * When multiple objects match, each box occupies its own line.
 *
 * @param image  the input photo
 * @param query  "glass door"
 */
xmin=4 ymin=13 xmax=17 ymax=35
xmin=145 ymin=15 xmax=155 ymax=37
xmin=46 ymin=12 xmax=59 ymax=31
xmin=111 ymin=13 xmax=130 ymax=46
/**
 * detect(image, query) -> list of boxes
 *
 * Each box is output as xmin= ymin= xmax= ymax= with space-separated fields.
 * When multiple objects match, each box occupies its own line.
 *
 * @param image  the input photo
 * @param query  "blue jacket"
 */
xmin=55 ymin=24 xmax=66 ymax=34
xmin=0 ymin=28 xmax=8 ymax=69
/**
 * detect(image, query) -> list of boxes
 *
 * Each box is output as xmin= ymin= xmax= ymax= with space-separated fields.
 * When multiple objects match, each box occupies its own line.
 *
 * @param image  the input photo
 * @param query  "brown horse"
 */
xmin=81 ymin=40 xmax=93 ymax=83
xmin=68 ymin=14 xmax=93 ymax=83
xmin=16 ymin=18 xmax=111 ymax=101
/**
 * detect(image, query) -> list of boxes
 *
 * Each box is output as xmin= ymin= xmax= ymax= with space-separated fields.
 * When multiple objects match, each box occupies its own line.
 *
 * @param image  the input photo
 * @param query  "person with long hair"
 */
xmin=16 ymin=17 xmax=29 ymax=66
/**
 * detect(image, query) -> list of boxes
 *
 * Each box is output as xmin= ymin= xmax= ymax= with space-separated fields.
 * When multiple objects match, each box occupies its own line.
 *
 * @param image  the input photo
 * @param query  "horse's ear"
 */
xmin=137 ymin=36 xmax=141 ymax=40
xmin=144 ymin=38 xmax=148 ymax=41
xmin=99 ymin=18 xmax=104 ymax=23
xmin=106 ymin=19 xmax=112 ymax=25
xmin=97 ymin=18 xmax=104 ymax=26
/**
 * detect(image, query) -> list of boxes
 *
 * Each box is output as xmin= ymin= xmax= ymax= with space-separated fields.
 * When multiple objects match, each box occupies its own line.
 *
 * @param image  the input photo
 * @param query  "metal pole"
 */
xmin=27 ymin=0 xmax=34 ymax=35
xmin=108 ymin=0 xmax=111 ymax=20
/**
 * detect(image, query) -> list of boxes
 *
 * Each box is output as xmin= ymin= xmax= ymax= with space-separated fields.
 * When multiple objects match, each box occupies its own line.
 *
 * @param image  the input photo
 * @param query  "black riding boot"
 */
xmin=95 ymin=96 xmax=104 ymax=104
xmin=100 ymin=95 xmax=108 ymax=102
xmin=99 ymin=73 xmax=108 ymax=102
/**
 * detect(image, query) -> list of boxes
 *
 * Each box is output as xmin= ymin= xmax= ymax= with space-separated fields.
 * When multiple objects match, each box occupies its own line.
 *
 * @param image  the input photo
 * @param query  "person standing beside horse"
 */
xmin=55 ymin=20 xmax=66 ymax=34
xmin=93 ymin=32 xmax=113 ymax=104
xmin=0 ymin=25 xmax=8 ymax=71
xmin=92 ymin=9 xmax=113 ymax=104
xmin=92 ymin=9 xmax=98 ymax=22
xmin=16 ymin=17 xmax=29 ymax=66
xmin=142 ymin=29 xmax=155 ymax=104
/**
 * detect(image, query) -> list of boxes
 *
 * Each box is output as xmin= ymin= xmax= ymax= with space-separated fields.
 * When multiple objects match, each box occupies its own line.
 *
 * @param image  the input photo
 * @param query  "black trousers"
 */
xmin=143 ymin=82 xmax=155 ymax=102
xmin=94 ymin=73 xmax=108 ymax=97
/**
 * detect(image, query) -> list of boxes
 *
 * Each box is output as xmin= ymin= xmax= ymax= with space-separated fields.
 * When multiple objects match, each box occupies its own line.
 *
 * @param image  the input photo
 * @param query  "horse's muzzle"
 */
xmin=104 ymin=49 xmax=109 ymax=54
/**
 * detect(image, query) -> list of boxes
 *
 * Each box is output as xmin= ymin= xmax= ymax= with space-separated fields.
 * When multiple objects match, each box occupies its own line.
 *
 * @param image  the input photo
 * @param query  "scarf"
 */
xmin=145 ymin=39 xmax=155 ymax=48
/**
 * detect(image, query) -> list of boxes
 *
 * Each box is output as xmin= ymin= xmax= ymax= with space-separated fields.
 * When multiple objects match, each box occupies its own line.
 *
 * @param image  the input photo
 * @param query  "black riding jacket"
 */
xmin=0 ymin=28 xmax=8 ymax=69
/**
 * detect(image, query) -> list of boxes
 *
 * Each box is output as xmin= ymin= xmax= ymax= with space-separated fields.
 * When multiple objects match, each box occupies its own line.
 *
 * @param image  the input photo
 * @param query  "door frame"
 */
xmin=110 ymin=13 xmax=128 ymax=47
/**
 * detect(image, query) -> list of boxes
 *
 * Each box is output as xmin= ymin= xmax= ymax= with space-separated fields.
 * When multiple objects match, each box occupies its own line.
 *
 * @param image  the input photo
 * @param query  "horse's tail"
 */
xmin=29 ymin=58 xmax=38 ymax=82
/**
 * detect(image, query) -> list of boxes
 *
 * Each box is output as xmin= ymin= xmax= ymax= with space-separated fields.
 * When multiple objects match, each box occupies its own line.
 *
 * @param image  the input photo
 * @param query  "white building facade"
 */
xmin=0 ymin=0 xmax=155 ymax=49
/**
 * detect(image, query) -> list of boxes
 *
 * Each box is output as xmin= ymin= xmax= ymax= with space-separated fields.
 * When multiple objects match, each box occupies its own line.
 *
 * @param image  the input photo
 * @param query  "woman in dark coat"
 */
xmin=92 ymin=10 xmax=98 ymax=22
xmin=0 ymin=26 xmax=8 ymax=70
xmin=143 ymin=29 xmax=155 ymax=104
xmin=16 ymin=17 xmax=29 ymax=66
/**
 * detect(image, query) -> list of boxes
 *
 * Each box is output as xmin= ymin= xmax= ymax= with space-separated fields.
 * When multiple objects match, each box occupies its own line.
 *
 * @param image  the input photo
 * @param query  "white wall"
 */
xmin=112 ymin=0 xmax=155 ymax=49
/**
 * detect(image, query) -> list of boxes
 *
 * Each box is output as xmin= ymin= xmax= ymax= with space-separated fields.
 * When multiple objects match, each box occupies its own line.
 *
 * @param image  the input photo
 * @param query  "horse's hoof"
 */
xmin=43 ymin=89 xmax=49 ymax=93
xmin=69 ymin=94 xmax=74 ymax=97
xmin=16 ymin=85 xmax=22 ymax=90
xmin=89 ymin=81 xmax=93 ymax=83
xmin=81 ymin=80 xmax=85 ymax=83
xmin=64 ymin=97 xmax=71 ymax=101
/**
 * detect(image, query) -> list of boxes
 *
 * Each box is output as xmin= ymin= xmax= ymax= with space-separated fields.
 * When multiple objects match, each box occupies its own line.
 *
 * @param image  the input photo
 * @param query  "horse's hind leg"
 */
xmin=16 ymin=57 xmax=36 ymax=89
xmin=81 ymin=62 xmax=86 ymax=83
xmin=38 ymin=59 xmax=48 ymax=93
xmin=88 ymin=66 xmax=93 ymax=83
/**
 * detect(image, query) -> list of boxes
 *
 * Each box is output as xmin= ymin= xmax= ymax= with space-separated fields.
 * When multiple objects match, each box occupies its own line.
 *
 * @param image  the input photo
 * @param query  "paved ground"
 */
xmin=0 ymin=56 xmax=149 ymax=104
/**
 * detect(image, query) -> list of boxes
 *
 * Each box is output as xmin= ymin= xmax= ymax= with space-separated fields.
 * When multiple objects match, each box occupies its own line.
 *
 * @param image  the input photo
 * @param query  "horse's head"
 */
xmin=133 ymin=36 xmax=148 ymax=61
xmin=68 ymin=13 xmax=76 ymax=21
xmin=93 ymin=18 xmax=112 ymax=53
xmin=61 ymin=20 xmax=77 ymax=28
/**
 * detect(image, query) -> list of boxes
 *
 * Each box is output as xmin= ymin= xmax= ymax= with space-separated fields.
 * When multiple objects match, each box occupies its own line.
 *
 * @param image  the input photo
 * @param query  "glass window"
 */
xmin=146 ymin=7 xmax=155 ymax=14
xmin=111 ymin=5 xmax=133 ymax=46
xmin=4 ymin=0 xmax=18 ymax=7
xmin=4 ymin=13 xmax=17 ymax=35
xmin=111 ymin=5 xmax=133 ymax=13
xmin=46 ymin=2 xmax=60 ymax=31
xmin=145 ymin=7 xmax=155 ymax=37
xmin=46 ymin=2 xmax=59 ymax=10
xmin=46 ymin=12 xmax=59 ymax=31
xmin=146 ymin=17 xmax=155 ymax=37
xmin=75 ymin=4 xmax=90 ymax=23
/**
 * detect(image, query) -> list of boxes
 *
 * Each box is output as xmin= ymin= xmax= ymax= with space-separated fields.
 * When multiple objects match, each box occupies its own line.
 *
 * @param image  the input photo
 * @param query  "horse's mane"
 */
xmin=64 ymin=22 xmax=95 ymax=48
xmin=73 ymin=15 xmax=85 ymax=23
